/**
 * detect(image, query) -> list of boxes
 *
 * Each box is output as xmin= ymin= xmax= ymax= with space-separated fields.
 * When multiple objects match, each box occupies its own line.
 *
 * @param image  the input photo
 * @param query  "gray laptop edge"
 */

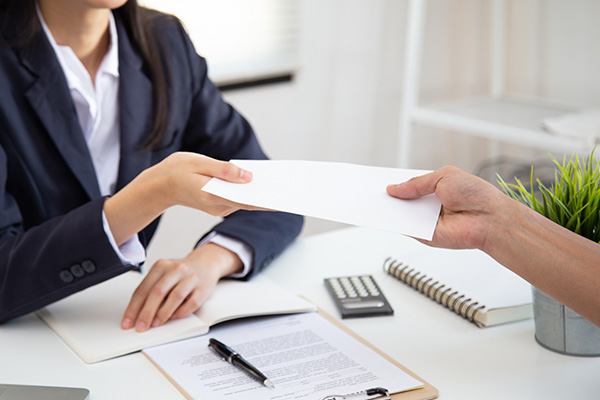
xmin=0 ymin=384 xmax=90 ymax=400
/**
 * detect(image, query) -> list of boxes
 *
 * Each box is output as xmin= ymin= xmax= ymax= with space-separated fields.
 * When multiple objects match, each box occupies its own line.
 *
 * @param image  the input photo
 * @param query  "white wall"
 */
xmin=147 ymin=0 xmax=600 ymax=264
xmin=222 ymin=0 xmax=406 ymax=167
xmin=506 ymin=0 xmax=600 ymax=104
xmin=410 ymin=0 xmax=600 ymax=174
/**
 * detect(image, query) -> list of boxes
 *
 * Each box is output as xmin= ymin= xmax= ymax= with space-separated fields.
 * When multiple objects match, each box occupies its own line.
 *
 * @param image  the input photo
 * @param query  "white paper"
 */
xmin=143 ymin=313 xmax=423 ymax=399
xmin=203 ymin=160 xmax=441 ymax=240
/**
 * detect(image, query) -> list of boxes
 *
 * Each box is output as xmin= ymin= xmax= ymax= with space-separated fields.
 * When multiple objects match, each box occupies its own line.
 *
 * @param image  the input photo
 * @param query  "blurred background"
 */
xmin=139 ymin=0 xmax=600 ymax=263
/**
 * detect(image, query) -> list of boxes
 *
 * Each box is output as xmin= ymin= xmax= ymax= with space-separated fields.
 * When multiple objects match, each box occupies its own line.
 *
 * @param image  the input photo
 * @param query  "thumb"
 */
xmin=387 ymin=171 xmax=439 ymax=200
xmin=219 ymin=161 xmax=253 ymax=183
xmin=194 ymin=156 xmax=253 ymax=184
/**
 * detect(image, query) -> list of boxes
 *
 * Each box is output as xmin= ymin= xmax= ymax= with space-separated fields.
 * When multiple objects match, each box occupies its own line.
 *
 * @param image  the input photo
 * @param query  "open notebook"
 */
xmin=37 ymin=272 xmax=317 ymax=363
xmin=384 ymin=248 xmax=533 ymax=327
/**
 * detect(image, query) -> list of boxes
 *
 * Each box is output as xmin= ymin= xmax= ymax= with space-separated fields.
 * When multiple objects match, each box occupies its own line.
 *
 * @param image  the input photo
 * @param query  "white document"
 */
xmin=143 ymin=312 xmax=424 ymax=399
xmin=202 ymin=160 xmax=442 ymax=241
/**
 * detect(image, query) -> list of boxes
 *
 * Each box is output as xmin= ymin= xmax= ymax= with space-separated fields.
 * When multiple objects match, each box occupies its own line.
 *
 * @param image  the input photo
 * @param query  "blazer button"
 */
xmin=70 ymin=264 xmax=84 ymax=278
xmin=59 ymin=270 xmax=74 ymax=283
xmin=82 ymin=260 xmax=96 ymax=273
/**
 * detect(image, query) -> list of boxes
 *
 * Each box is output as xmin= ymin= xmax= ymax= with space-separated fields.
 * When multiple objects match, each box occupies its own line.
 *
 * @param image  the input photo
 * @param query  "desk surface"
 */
xmin=1 ymin=227 xmax=598 ymax=399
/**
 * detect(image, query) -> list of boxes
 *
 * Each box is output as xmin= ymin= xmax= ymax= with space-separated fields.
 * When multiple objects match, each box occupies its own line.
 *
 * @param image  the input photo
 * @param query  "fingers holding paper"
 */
xmin=386 ymin=165 xmax=503 ymax=251
xmin=158 ymin=153 xmax=259 ymax=217
xmin=104 ymin=153 xmax=261 ymax=247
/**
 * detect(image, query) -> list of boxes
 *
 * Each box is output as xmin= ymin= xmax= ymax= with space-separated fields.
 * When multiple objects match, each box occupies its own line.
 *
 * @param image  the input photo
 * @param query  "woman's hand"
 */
xmin=146 ymin=152 xmax=253 ymax=216
xmin=104 ymin=152 xmax=255 ymax=246
xmin=121 ymin=243 xmax=242 ymax=332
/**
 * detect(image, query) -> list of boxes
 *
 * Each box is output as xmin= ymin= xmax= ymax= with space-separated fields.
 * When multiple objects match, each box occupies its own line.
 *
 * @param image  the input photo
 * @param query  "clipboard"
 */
xmin=317 ymin=309 xmax=438 ymax=400
xmin=143 ymin=308 xmax=438 ymax=400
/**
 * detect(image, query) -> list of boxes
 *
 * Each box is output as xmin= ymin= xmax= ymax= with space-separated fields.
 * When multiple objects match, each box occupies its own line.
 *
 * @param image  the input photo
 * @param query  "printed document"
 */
xmin=202 ymin=160 xmax=441 ymax=241
xmin=143 ymin=313 xmax=424 ymax=399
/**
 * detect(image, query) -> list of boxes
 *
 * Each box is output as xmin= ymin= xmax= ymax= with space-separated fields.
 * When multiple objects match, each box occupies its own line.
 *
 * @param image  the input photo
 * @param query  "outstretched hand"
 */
xmin=386 ymin=165 xmax=509 ymax=251
xmin=104 ymin=152 xmax=260 ymax=247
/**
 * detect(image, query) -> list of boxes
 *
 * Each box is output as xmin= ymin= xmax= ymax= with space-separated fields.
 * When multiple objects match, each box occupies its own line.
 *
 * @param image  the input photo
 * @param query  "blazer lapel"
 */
xmin=114 ymin=14 xmax=154 ymax=191
xmin=20 ymin=32 xmax=101 ymax=200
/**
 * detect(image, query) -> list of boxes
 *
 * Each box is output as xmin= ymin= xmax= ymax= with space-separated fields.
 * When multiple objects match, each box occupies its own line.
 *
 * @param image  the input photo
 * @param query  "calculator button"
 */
xmin=344 ymin=301 xmax=385 ymax=309
xmin=340 ymin=278 xmax=358 ymax=297
xmin=327 ymin=279 xmax=346 ymax=299
xmin=350 ymin=277 xmax=369 ymax=297
xmin=361 ymin=276 xmax=380 ymax=296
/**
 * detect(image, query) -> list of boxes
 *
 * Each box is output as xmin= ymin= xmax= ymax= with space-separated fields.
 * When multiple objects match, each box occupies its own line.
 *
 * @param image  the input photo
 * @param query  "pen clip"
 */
xmin=318 ymin=387 xmax=390 ymax=400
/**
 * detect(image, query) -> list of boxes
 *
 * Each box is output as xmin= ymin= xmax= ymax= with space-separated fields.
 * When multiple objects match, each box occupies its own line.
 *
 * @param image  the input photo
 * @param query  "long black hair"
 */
xmin=0 ymin=0 xmax=169 ymax=149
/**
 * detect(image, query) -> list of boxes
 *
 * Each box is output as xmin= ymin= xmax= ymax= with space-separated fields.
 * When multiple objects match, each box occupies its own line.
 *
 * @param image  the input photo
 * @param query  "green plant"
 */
xmin=497 ymin=150 xmax=600 ymax=243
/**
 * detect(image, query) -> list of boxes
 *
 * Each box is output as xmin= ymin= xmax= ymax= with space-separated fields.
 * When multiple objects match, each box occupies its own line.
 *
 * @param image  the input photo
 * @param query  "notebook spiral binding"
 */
xmin=383 ymin=257 xmax=486 ymax=327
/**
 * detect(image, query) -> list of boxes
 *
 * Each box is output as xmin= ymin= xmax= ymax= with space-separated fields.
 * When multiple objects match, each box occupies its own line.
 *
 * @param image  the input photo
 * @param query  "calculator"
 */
xmin=324 ymin=275 xmax=394 ymax=318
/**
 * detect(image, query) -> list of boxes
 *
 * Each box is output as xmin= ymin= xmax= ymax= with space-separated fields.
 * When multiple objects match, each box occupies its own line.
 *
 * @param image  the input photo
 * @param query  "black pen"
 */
xmin=208 ymin=338 xmax=274 ymax=389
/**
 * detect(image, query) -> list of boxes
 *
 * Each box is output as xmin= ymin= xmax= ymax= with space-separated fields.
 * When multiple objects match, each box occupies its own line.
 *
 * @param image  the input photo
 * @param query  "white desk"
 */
xmin=1 ymin=227 xmax=598 ymax=399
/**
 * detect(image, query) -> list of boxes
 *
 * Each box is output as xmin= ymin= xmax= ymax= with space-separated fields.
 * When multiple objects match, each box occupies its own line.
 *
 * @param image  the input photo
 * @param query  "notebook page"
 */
xmin=393 ymin=248 xmax=532 ymax=309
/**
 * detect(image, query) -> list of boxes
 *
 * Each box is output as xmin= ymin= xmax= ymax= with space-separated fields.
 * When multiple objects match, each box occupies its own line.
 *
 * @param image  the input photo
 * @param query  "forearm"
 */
xmin=482 ymin=196 xmax=600 ymax=326
xmin=103 ymin=167 xmax=169 ymax=246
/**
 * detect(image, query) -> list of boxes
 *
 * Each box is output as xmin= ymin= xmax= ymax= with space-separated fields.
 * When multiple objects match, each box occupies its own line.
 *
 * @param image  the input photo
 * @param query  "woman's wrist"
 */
xmin=186 ymin=243 xmax=243 ymax=279
xmin=103 ymin=168 xmax=171 ymax=246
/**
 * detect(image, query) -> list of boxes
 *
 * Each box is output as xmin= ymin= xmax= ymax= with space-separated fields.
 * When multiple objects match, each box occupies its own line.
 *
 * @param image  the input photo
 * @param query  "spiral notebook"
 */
xmin=383 ymin=248 xmax=533 ymax=327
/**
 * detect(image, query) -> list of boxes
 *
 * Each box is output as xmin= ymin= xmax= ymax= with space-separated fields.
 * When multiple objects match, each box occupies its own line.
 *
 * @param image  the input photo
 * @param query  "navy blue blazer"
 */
xmin=0 ymin=9 xmax=303 ymax=323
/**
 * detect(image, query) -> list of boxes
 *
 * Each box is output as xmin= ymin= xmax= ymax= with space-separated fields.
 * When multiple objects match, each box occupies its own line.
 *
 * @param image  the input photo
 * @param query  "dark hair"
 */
xmin=0 ymin=0 xmax=169 ymax=149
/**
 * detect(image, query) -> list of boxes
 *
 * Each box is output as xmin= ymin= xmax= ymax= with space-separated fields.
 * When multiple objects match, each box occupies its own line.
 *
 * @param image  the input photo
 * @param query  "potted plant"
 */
xmin=498 ymin=150 xmax=600 ymax=356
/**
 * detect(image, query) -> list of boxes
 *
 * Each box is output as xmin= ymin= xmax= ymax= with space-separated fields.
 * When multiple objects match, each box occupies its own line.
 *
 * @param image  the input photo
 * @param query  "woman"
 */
xmin=0 ymin=0 xmax=303 ymax=331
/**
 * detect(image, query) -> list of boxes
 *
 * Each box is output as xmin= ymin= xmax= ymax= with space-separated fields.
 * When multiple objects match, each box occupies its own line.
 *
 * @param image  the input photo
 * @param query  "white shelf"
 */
xmin=411 ymin=96 xmax=591 ymax=154
xmin=397 ymin=0 xmax=595 ymax=168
